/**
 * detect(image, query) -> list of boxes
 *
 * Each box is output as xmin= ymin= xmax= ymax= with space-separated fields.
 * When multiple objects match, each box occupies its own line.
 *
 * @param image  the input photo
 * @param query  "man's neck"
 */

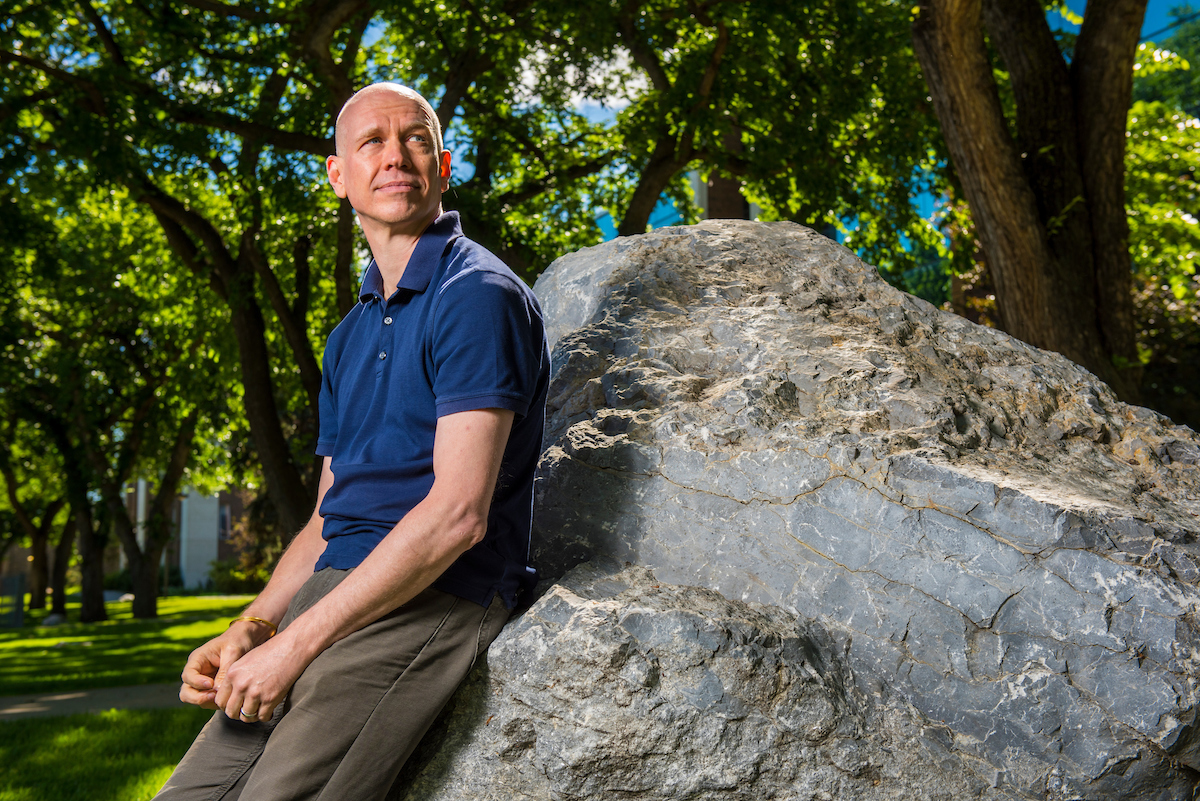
xmin=362 ymin=209 xmax=441 ymax=297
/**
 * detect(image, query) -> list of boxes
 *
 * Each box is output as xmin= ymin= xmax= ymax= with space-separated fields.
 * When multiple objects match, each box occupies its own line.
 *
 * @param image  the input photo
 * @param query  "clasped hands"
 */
xmin=179 ymin=621 xmax=305 ymax=724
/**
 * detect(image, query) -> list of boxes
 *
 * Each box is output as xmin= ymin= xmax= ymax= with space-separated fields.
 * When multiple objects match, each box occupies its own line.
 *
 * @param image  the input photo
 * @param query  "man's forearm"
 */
xmin=268 ymin=409 xmax=512 ymax=664
xmin=239 ymin=519 xmax=327 ymax=631
xmin=270 ymin=491 xmax=484 ymax=663
xmin=234 ymin=457 xmax=336 ymax=634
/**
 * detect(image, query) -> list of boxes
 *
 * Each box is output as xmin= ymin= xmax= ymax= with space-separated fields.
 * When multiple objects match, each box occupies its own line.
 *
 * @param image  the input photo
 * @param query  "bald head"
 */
xmin=334 ymin=83 xmax=443 ymax=157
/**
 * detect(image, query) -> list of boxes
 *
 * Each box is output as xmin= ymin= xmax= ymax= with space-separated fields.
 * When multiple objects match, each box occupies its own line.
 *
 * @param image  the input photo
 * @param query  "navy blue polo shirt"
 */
xmin=314 ymin=211 xmax=548 ymax=609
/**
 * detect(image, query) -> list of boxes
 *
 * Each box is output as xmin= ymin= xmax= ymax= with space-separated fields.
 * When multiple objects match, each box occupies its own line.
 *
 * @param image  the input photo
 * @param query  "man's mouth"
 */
xmin=376 ymin=179 xmax=421 ymax=192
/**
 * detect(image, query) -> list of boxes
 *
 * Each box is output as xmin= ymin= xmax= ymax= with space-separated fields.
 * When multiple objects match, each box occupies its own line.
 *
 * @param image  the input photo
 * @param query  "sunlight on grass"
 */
xmin=0 ymin=596 xmax=254 ymax=696
xmin=0 ymin=707 xmax=211 ymax=801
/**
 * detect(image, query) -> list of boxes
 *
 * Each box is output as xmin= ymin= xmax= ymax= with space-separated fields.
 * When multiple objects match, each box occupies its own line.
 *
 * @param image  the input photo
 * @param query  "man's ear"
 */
xmin=439 ymin=150 xmax=452 ymax=181
xmin=326 ymin=154 xmax=347 ymax=198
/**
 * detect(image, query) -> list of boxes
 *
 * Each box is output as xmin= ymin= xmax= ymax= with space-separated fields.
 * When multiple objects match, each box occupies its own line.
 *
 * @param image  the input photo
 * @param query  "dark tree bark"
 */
xmin=334 ymin=198 xmax=357 ymax=319
xmin=21 ymin=501 xmax=63 ymax=611
xmin=66 ymin=476 xmax=107 ymax=623
xmin=912 ymin=0 xmax=1146 ymax=400
xmin=1073 ymin=0 xmax=1146 ymax=385
xmin=50 ymin=512 xmax=74 ymax=617
xmin=32 ymin=410 xmax=107 ymax=621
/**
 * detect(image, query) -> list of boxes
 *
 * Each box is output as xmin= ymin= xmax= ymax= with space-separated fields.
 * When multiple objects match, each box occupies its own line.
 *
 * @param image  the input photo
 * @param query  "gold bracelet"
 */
xmin=229 ymin=615 xmax=277 ymax=637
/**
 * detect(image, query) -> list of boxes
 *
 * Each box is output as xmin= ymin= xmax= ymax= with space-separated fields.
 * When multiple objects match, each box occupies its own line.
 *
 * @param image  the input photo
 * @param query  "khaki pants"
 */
xmin=154 ymin=568 xmax=510 ymax=801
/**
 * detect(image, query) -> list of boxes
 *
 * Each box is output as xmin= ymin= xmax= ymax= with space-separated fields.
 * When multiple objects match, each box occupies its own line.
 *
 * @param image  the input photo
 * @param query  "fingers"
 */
xmin=209 ymin=636 xmax=299 ymax=725
xmin=179 ymin=682 xmax=219 ymax=709
xmin=219 ymin=660 xmax=259 ymax=723
xmin=180 ymin=647 xmax=217 ymax=692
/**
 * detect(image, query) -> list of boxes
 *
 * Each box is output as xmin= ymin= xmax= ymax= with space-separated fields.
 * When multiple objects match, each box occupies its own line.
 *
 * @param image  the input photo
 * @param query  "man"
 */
xmin=155 ymin=82 xmax=548 ymax=800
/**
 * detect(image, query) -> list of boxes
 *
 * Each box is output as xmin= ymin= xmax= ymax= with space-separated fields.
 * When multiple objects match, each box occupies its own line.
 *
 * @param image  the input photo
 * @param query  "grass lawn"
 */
xmin=0 ymin=596 xmax=254 ymax=697
xmin=0 ymin=706 xmax=212 ymax=801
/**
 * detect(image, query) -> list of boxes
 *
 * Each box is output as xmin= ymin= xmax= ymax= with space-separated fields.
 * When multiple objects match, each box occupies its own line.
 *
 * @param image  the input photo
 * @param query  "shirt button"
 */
xmin=383 ymin=316 xmax=393 ymax=325
xmin=378 ymin=351 xmax=387 ymax=360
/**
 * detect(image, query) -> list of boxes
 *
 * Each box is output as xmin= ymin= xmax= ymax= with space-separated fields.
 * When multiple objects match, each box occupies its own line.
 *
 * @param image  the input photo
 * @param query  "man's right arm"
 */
xmin=179 ymin=456 xmax=335 ymax=709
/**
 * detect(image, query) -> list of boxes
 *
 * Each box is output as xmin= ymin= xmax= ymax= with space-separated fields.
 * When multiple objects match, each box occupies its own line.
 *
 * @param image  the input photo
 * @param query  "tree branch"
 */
xmin=301 ymin=0 xmax=371 ymax=111
xmin=617 ymin=2 xmax=673 ymax=92
xmin=78 ymin=0 xmax=128 ymax=70
xmin=693 ymin=21 xmax=728 ymax=105
xmin=292 ymin=233 xmax=313 ymax=328
xmin=0 ymin=89 xmax=58 ymax=124
xmin=241 ymin=233 xmax=323 ymax=409
xmin=0 ymin=452 xmax=37 ymax=540
xmin=161 ymin=96 xmax=333 ymax=156
xmin=0 ymin=49 xmax=107 ymax=115
xmin=149 ymin=410 xmax=199 ymax=544
xmin=497 ymin=152 xmax=619 ymax=207
xmin=131 ymin=176 xmax=239 ymax=289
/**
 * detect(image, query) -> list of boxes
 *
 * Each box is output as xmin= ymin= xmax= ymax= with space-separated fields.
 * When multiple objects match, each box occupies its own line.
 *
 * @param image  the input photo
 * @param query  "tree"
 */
xmin=911 ymin=0 xmax=1147 ymax=400
xmin=1125 ymin=13 xmax=1200 ymax=427
xmin=0 ymin=423 xmax=66 ymax=611
xmin=0 ymin=174 xmax=232 ymax=619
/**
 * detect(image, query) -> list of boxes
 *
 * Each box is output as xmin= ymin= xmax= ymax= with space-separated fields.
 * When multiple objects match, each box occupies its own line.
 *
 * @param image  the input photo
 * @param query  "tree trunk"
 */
xmin=0 ymin=459 xmax=63 ymax=611
xmin=335 ymin=197 xmax=356 ymax=319
xmin=24 ymin=499 xmax=64 ymax=611
xmin=74 ymin=503 xmax=106 ymax=623
xmin=911 ymin=0 xmax=1145 ymax=399
xmin=26 ymin=526 xmax=48 ymax=611
xmin=1072 ymin=0 xmax=1147 ymax=389
xmin=226 ymin=271 xmax=314 ymax=536
xmin=50 ymin=512 xmax=74 ymax=616
xmin=618 ymin=137 xmax=694 ymax=237
xmin=107 ymin=489 xmax=163 ymax=619
xmin=129 ymin=543 xmax=162 ymax=620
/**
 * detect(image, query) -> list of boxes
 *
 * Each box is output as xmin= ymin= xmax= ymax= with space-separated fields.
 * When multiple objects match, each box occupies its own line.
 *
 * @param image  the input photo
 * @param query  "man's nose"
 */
xmin=383 ymin=138 xmax=411 ymax=169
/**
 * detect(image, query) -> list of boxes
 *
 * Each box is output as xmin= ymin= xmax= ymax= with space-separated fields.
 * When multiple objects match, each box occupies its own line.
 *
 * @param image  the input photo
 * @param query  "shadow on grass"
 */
xmin=0 ymin=597 xmax=253 ymax=696
xmin=0 ymin=706 xmax=211 ymax=801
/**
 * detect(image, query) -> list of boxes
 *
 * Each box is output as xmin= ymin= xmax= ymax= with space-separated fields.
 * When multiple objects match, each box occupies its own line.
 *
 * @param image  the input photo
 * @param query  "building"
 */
xmin=0 ymin=484 xmax=246 ymax=593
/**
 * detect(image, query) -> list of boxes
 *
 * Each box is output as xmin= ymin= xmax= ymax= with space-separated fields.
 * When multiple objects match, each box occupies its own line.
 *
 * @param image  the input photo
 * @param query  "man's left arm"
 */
xmin=215 ymin=407 xmax=514 ymax=722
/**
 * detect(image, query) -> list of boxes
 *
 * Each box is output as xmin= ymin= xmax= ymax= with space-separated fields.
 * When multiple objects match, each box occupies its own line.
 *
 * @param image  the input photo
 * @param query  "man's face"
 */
xmin=326 ymin=89 xmax=452 ymax=235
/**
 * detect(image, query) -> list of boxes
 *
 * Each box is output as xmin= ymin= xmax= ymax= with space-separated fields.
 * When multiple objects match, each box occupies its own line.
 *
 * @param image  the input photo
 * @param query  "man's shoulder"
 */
xmin=436 ymin=236 xmax=536 ymax=304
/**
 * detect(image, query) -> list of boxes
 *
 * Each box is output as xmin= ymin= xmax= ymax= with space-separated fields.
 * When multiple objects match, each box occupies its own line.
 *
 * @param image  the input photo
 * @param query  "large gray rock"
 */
xmin=524 ymin=222 xmax=1200 ymax=799
xmin=396 ymin=561 xmax=1003 ymax=801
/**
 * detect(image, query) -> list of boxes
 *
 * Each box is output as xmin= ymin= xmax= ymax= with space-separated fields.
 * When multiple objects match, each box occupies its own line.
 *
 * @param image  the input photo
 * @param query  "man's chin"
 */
xmin=359 ymin=205 xmax=440 ymax=233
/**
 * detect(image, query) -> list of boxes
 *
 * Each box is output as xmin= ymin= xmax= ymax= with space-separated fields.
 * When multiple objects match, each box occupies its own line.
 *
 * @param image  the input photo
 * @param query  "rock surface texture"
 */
xmin=520 ymin=221 xmax=1200 ymax=800
xmin=394 ymin=561 xmax=1002 ymax=801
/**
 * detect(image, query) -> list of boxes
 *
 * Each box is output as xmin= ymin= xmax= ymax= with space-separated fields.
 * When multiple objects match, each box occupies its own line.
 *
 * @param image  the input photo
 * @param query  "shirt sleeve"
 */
xmin=430 ymin=270 xmax=545 ymax=419
xmin=316 ymin=346 xmax=338 ymax=457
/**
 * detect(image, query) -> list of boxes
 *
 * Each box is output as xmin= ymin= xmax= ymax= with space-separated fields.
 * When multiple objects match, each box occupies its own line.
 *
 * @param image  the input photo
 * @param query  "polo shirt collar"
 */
xmin=358 ymin=211 xmax=464 ymax=302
